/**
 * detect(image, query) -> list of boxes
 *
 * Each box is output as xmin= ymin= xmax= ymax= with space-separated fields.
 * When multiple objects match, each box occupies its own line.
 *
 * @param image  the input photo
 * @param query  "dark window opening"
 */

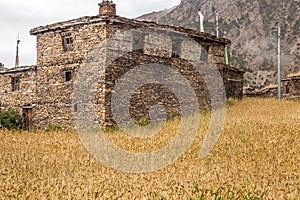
xmin=285 ymin=85 xmax=290 ymax=94
xmin=65 ymin=71 xmax=73 ymax=82
xmin=172 ymin=40 xmax=182 ymax=58
xmin=200 ymin=46 xmax=209 ymax=61
xmin=74 ymin=103 xmax=78 ymax=112
xmin=62 ymin=33 xmax=74 ymax=52
xmin=11 ymin=77 xmax=20 ymax=91
xmin=132 ymin=32 xmax=146 ymax=53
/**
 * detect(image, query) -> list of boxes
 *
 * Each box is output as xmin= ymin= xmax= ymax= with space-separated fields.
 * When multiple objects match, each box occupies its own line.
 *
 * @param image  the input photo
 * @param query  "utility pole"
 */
xmin=216 ymin=10 xmax=219 ymax=37
xmin=215 ymin=0 xmax=219 ymax=38
xmin=277 ymin=27 xmax=281 ymax=100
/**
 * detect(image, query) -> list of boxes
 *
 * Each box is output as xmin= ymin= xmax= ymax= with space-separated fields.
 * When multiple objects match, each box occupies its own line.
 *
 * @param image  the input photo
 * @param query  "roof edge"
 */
xmin=29 ymin=15 xmax=231 ymax=44
xmin=0 ymin=66 xmax=37 ymax=75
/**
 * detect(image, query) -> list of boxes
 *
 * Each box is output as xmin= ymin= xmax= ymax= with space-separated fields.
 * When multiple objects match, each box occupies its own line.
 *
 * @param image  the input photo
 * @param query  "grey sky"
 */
xmin=0 ymin=0 xmax=181 ymax=68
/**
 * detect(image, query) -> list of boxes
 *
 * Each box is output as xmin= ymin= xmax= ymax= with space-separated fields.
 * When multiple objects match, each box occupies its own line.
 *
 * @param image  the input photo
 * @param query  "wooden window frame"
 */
xmin=62 ymin=33 xmax=74 ymax=52
xmin=11 ymin=76 xmax=20 ymax=92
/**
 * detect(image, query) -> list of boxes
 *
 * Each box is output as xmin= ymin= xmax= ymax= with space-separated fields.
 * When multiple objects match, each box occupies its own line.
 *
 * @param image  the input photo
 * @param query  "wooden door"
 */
xmin=23 ymin=108 xmax=33 ymax=132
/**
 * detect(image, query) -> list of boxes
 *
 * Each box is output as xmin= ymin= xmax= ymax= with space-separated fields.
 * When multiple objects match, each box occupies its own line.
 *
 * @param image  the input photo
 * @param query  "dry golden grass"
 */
xmin=0 ymin=98 xmax=299 ymax=199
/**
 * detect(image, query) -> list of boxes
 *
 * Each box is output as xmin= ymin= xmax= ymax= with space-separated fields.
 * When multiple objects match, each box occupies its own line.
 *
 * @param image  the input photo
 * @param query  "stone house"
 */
xmin=0 ymin=66 xmax=36 ymax=130
xmin=0 ymin=1 xmax=244 ymax=130
xmin=282 ymin=72 xmax=300 ymax=99
xmin=243 ymin=71 xmax=300 ymax=99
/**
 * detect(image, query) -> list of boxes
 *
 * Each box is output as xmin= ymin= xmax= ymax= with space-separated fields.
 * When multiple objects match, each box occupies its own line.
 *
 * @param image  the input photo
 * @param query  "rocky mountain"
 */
xmin=137 ymin=0 xmax=300 ymax=87
xmin=137 ymin=6 xmax=177 ymax=22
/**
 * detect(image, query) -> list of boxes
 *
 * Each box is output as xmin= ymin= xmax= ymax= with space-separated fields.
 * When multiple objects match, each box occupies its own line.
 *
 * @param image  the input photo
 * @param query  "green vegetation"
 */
xmin=0 ymin=108 xmax=22 ymax=130
xmin=45 ymin=124 xmax=63 ymax=132
xmin=188 ymin=185 xmax=263 ymax=200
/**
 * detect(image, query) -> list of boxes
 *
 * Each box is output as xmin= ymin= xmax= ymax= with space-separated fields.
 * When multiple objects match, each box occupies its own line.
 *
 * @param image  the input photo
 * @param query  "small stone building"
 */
xmin=282 ymin=72 xmax=300 ymax=99
xmin=0 ymin=1 xmax=244 ymax=130
xmin=243 ymin=71 xmax=300 ymax=99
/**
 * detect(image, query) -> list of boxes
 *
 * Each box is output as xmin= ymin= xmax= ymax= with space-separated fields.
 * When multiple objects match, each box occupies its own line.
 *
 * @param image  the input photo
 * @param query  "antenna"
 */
xmin=198 ymin=9 xmax=204 ymax=33
xmin=15 ymin=33 xmax=21 ymax=68
xmin=17 ymin=33 xmax=20 ymax=45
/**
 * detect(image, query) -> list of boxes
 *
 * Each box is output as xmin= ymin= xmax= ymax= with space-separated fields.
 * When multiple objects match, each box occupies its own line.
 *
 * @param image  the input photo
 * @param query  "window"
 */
xmin=65 ymin=71 xmax=73 ymax=82
xmin=172 ymin=40 xmax=181 ymax=58
xmin=285 ymin=85 xmax=290 ymax=94
xmin=132 ymin=31 xmax=145 ymax=53
xmin=11 ymin=77 xmax=20 ymax=91
xmin=200 ymin=46 xmax=209 ymax=61
xmin=62 ymin=33 xmax=74 ymax=52
xmin=74 ymin=103 xmax=78 ymax=112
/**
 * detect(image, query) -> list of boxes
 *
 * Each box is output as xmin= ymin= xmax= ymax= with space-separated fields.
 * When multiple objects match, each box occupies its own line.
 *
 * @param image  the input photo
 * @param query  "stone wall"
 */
xmin=283 ymin=77 xmax=300 ymax=99
xmin=101 ymin=55 xmax=243 ymax=126
xmin=35 ymin=21 xmax=107 ymax=67
xmin=243 ymin=76 xmax=300 ymax=99
xmin=0 ymin=66 xmax=36 ymax=116
xmin=32 ymin=18 xmax=108 ymax=130
xmin=220 ymin=64 xmax=244 ymax=99
xmin=34 ymin=64 xmax=80 ymax=130
xmin=94 ymin=21 xmax=243 ymax=126
xmin=101 ymin=53 xmax=210 ymax=126
xmin=290 ymin=79 xmax=300 ymax=97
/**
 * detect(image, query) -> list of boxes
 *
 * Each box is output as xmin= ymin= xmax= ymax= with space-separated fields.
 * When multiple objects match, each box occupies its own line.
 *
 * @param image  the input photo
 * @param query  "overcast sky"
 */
xmin=0 ymin=0 xmax=181 ymax=68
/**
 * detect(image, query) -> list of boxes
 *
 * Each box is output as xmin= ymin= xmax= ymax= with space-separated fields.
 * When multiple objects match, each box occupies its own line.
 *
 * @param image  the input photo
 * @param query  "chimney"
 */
xmin=99 ymin=0 xmax=116 ymax=16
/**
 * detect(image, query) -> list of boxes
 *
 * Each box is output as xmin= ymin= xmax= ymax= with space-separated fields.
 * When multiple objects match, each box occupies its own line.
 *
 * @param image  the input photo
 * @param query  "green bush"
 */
xmin=103 ymin=125 xmax=120 ymax=133
xmin=45 ymin=124 xmax=62 ymax=132
xmin=226 ymin=98 xmax=240 ymax=107
xmin=135 ymin=118 xmax=151 ymax=127
xmin=0 ymin=108 xmax=23 ymax=130
xmin=166 ymin=113 xmax=180 ymax=121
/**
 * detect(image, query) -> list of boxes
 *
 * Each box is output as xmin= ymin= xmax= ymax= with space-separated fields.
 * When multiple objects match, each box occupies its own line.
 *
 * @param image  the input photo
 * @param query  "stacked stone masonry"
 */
xmin=282 ymin=75 xmax=300 ymax=99
xmin=243 ymin=73 xmax=300 ymax=99
xmin=0 ymin=66 xmax=36 ymax=112
xmin=0 ymin=6 xmax=244 ymax=130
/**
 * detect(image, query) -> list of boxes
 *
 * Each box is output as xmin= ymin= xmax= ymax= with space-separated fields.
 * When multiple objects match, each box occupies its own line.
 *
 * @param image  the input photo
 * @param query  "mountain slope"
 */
xmin=137 ymin=0 xmax=300 ymax=87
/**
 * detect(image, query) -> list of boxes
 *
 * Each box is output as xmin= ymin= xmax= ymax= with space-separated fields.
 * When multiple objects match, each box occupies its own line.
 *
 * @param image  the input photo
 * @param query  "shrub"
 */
xmin=45 ymin=124 xmax=62 ymax=132
xmin=0 ymin=108 xmax=23 ymax=130
xmin=226 ymin=98 xmax=240 ymax=107
xmin=166 ymin=113 xmax=180 ymax=121
xmin=135 ymin=118 xmax=151 ymax=127
xmin=103 ymin=125 xmax=120 ymax=133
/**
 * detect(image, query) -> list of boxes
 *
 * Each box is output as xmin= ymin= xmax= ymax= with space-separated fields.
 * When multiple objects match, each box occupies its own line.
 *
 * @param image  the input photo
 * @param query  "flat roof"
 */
xmin=30 ymin=15 xmax=231 ymax=45
xmin=0 ymin=66 xmax=36 ymax=75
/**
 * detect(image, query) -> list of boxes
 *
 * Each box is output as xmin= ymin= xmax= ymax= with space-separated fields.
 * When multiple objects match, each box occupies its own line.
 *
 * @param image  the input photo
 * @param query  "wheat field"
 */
xmin=0 ymin=98 xmax=299 ymax=199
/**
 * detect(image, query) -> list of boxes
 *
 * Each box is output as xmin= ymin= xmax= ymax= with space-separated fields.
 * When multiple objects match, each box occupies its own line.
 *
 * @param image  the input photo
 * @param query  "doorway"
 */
xmin=23 ymin=107 xmax=33 ymax=132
